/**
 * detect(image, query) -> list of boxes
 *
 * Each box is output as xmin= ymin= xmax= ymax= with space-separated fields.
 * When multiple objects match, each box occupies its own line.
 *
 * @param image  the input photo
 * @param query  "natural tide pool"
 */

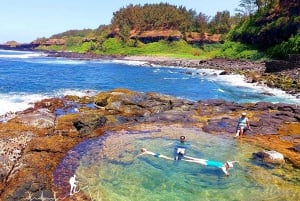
xmin=54 ymin=125 xmax=300 ymax=201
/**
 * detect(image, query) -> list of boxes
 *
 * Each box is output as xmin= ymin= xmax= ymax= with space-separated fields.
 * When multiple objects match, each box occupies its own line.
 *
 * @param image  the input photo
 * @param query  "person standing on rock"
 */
xmin=235 ymin=112 xmax=251 ymax=138
xmin=69 ymin=174 xmax=79 ymax=195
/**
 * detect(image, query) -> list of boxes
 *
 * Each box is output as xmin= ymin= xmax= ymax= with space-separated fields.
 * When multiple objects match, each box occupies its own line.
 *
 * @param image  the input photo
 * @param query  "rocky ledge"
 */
xmin=0 ymin=88 xmax=299 ymax=200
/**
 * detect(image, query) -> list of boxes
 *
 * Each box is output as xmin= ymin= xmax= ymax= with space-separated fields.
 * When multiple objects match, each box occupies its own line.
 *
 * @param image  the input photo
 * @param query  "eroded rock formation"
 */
xmin=0 ymin=89 xmax=299 ymax=200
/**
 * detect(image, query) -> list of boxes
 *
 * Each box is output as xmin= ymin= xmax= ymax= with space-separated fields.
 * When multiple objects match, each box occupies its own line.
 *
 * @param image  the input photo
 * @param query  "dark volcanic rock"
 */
xmin=0 ymin=89 xmax=299 ymax=200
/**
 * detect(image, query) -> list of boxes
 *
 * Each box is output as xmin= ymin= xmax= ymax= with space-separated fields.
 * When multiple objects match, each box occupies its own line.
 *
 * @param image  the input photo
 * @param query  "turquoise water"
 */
xmin=55 ymin=126 xmax=300 ymax=201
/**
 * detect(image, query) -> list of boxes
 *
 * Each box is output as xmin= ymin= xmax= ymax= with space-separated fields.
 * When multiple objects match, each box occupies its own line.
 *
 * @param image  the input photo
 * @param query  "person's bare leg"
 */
xmin=240 ymin=128 xmax=244 ymax=136
xmin=234 ymin=129 xmax=240 ymax=137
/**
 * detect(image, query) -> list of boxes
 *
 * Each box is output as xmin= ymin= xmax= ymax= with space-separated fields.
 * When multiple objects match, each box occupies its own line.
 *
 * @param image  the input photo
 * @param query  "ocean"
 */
xmin=0 ymin=49 xmax=299 ymax=116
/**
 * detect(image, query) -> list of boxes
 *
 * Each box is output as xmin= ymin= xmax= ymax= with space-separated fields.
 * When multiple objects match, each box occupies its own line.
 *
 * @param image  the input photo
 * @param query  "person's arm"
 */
xmin=163 ymin=141 xmax=175 ymax=147
xmin=221 ymin=166 xmax=229 ymax=176
xmin=136 ymin=148 xmax=152 ymax=157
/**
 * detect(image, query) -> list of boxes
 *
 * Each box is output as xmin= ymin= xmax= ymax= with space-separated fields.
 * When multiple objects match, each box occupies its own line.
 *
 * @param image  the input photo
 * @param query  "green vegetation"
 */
xmin=37 ymin=1 xmax=299 ymax=61
xmin=229 ymin=0 xmax=299 ymax=58
xmin=216 ymin=41 xmax=266 ymax=60
xmin=266 ymin=33 xmax=300 ymax=58
xmin=111 ymin=3 xmax=235 ymax=36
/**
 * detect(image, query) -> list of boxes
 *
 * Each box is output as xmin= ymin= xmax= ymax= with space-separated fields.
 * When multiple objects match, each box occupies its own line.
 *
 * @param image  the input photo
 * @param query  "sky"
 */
xmin=0 ymin=0 xmax=241 ymax=44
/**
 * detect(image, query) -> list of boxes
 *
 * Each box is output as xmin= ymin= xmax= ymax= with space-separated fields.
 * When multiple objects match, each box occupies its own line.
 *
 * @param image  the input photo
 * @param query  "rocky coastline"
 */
xmin=46 ymin=51 xmax=300 ymax=96
xmin=0 ymin=88 xmax=299 ymax=200
xmin=0 ymin=51 xmax=299 ymax=200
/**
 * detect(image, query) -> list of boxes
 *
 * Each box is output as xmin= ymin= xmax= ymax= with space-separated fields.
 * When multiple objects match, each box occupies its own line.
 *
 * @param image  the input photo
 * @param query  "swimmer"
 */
xmin=138 ymin=148 xmax=238 ymax=176
xmin=183 ymin=155 xmax=238 ymax=176
xmin=138 ymin=148 xmax=173 ymax=160
xmin=174 ymin=136 xmax=190 ymax=160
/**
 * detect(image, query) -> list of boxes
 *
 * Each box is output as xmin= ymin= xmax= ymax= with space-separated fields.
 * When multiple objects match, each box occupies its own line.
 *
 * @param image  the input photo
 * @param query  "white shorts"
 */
xmin=177 ymin=148 xmax=185 ymax=154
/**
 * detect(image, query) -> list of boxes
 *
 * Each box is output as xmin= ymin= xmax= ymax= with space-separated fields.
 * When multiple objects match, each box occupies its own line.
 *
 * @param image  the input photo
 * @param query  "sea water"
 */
xmin=54 ymin=126 xmax=300 ymax=201
xmin=0 ymin=50 xmax=299 ymax=117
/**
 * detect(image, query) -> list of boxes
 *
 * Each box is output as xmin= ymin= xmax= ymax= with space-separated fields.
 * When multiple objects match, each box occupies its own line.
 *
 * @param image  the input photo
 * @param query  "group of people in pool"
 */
xmin=139 ymin=137 xmax=237 ymax=176
xmin=138 ymin=112 xmax=251 ymax=176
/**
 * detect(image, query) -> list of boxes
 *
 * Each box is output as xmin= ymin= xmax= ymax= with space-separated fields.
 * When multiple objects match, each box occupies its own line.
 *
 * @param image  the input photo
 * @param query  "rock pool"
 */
xmin=54 ymin=125 xmax=300 ymax=201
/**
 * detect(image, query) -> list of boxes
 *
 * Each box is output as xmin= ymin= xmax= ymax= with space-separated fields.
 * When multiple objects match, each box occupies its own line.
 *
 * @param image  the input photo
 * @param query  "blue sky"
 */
xmin=0 ymin=0 xmax=240 ymax=43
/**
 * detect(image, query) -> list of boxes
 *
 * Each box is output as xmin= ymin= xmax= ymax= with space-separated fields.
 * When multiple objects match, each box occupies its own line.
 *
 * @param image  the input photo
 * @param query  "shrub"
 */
xmin=267 ymin=33 xmax=300 ymax=58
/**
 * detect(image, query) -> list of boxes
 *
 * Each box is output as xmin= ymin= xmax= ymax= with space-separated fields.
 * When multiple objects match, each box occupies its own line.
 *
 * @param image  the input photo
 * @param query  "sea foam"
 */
xmin=0 ymin=93 xmax=48 ymax=117
xmin=0 ymin=89 xmax=99 ymax=117
xmin=0 ymin=50 xmax=46 ymax=59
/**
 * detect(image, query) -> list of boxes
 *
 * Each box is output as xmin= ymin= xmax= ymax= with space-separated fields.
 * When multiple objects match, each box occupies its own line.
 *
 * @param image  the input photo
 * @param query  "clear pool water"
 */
xmin=56 ymin=125 xmax=300 ymax=201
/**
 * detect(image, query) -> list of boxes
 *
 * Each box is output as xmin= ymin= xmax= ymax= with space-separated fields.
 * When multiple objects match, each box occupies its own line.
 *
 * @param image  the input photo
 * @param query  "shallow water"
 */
xmin=55 ymin=126 xmax=300 ymax=201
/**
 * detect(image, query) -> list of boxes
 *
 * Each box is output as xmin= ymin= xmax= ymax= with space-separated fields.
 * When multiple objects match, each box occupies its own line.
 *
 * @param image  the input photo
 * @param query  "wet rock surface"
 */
xmin=0 ymin=88 xmax=299 ymax=200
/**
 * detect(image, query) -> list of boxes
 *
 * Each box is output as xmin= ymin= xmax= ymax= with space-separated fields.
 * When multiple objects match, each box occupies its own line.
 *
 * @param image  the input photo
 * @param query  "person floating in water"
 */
xmin=139 ymin=148 xmax=173 ymax=160
xmin=182 ymin=155 xmax=238 ymax=176
xmin=139 ymin=148 xmax=238 ymax=176
xmin=174 ymin=136 xmax=190 ymax=160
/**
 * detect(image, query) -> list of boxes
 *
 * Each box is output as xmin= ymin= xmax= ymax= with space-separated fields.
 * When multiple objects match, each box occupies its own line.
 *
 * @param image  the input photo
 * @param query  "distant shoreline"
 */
xmin=45 ymin=51 xmax=299 ymax=97
xmin=1 ymin=48 xmax=298 ymax=96
xmin=46 ymin=51 xmax=266 ymax=72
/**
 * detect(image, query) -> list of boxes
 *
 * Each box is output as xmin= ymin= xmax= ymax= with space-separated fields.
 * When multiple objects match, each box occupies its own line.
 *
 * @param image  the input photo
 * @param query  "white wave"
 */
xmin=163 ymin=77 xmax=190 ymax=80
xmin=0 ymin=49 xmax=24 ymax=53
xmin=0 ymin=93 xmax=49 ymax=116
xmin=0 ymin=50 xmax=46 ymax=59
xmin=0 ymin=89 xmax=99 ymax=117
xmin=90 ymin=59 xmax=149 ymax=67
xmin=33 ymin=59 xmax=87 ymax=65
xmin=193 ymin=68 xmax=223 ymax=76
xmin=176 ymin=67 xmax=299 ymax=105
xmin=110 ymin=59 xmax=149 ymax=66
xmin=168 ymin=70 xmax=178 ymax=74
xmin=56 ymin=89 xmax=99 ymax=97
xmin=207 ymin=73 xmax=300 ymax=105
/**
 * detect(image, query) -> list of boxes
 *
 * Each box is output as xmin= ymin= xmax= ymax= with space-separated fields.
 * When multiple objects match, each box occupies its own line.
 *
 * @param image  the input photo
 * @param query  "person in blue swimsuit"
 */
xmin=174 ymin=136 xmax=190 ymax=160
xmin=235 ymin=112 xmax=251 ymax=138
xmin=182 ymin=155 xmax=238 ymax=176
xmin=138 ymin=148 xmax=238 ymax=176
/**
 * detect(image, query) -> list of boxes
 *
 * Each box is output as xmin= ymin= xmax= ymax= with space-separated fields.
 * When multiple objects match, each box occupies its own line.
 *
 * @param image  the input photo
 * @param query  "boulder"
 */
xmin=253 ymin=150 xmax=285 ymax=166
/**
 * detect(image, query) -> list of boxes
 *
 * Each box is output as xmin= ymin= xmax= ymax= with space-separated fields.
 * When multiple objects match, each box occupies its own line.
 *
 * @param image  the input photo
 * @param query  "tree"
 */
xmin=235 ymin=0 xmax=257 ymax=16
xmin=209 ymin=11 xmax=231 ymax=34
xmin=111 ymin=3 xmax=197 ymax=33
xmin=119 ymin=23 xmax=131 ymax=43
xmin=196 ymin=12 xmax=210 ymax=33
xmin=256 ymin=0 xmax=279 ymax=12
